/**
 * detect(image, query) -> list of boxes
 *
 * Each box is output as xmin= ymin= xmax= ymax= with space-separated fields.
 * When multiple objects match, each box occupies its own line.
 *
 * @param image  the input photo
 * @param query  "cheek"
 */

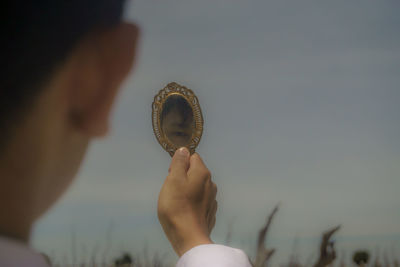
xmin=57 ymin=136 xmax=89 ymax=196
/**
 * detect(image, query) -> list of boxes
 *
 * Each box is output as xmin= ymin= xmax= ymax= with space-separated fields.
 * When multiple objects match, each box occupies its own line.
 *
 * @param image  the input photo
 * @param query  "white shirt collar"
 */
xmin=0 ymin=236 xmax=49 ymax=267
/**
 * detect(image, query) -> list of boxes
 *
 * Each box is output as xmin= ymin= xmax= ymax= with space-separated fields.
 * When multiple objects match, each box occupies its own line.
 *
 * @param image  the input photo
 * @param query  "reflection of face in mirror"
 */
xmin=161 ymin=95 xmax=194 ymax=148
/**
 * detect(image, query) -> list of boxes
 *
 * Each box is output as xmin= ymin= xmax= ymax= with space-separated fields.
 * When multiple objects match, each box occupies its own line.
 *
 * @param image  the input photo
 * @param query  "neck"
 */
xmin=0 ymin=144 xmax=38 ymax=244
xmin=0 ymin=219 xmax=31 ymax=243
xmin=0 ymin=169 xmax=35 ymax=243
xmin=0 ymin=174 xmax=35 ymax=243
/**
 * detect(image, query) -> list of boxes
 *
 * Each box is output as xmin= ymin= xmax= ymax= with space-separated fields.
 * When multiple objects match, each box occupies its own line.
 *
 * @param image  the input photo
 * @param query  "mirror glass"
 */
xmin=152 ymin=82 xmax=203 ymax=156
xmin=161 ymin=94 xmax=194 ymax=148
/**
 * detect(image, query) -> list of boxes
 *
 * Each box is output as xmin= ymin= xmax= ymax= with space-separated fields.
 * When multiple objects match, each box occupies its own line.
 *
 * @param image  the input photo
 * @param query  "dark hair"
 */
xmin=0 ymin=0 xmax=126 ymax=148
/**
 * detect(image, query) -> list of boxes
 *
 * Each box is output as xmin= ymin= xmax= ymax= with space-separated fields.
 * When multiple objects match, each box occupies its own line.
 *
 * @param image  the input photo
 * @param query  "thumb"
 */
xmin=169 ymin=147 xmax=190 ymax=178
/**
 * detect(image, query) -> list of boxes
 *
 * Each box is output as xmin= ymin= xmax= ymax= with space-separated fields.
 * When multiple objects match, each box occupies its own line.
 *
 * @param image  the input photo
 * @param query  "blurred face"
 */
xmin=0 ymin=18 xmax=138 ymax=241
xmin=162 ymin=107 xmax=194 ymax=147
xmin=33 ymin=22 xmax=139 ymax=218
xmin=2 ymin=22 xmax=139 ymax=222
xmin=0 ymin=71 xmax=92 ymax=222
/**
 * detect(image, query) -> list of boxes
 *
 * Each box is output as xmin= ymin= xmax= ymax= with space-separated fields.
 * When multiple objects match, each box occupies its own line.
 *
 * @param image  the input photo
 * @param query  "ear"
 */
xmin=69 ymin=22 xmax=139 ymax=137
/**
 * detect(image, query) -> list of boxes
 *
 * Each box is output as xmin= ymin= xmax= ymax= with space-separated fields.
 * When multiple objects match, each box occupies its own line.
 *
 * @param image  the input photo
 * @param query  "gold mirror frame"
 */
xmin=152 ymin=82 xmax=204 ymax=156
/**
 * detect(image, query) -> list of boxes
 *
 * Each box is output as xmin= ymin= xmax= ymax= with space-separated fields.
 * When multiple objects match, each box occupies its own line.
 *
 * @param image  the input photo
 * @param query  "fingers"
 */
xmin=168 ymin=147 xmax=190 ymax=179
xmin=208 ymin=181 xmax=217 ymax=203
xmin=206 ymin=181 xmax=218 ymax=234
xmin=210 ymin=214 xmax=216 ymax=233
xmin=184 ymin=152 xmax=217 ymax=234
xmin=187 ymin=153 xmax=212 ymax=184
xmin=206 ymin=181 xmax=218 ymax=216
xmin=207 ymin=200 xmax=218 ymax=233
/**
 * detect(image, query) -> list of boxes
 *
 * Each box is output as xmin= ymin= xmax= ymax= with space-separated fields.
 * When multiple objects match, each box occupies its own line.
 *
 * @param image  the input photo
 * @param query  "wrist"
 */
xmin=176 ymin=231 xmax=213 ymax=257
xmin=171 ymin=217 xmax=213 ymax=257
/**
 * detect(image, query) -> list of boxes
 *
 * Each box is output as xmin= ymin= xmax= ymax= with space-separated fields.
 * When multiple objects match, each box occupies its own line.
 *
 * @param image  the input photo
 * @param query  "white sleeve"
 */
xmin=176 ymin=244 xmax=252 ymax=267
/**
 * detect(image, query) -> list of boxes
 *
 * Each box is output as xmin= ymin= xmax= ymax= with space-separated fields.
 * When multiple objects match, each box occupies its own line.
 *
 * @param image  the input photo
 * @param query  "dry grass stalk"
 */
xmin=313 ymin=225 xmax=340 ymax=267
xmin=253 ymin=204 xmax=279 ymax=267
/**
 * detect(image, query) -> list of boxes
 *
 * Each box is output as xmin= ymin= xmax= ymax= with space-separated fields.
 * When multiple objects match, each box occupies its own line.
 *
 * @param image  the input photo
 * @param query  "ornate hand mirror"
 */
xmin=152 ymin=82 xmax=204 ymax=156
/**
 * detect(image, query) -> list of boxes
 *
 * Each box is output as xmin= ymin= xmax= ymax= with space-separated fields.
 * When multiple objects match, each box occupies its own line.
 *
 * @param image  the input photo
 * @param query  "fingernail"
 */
xmin=177 ymin=147 xmax=189 ymax=157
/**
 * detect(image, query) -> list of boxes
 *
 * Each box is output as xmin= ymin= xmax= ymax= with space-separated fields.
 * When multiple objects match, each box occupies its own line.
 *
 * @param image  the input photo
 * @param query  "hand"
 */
xmin=157 ymin=147 xmax=218 ymax=256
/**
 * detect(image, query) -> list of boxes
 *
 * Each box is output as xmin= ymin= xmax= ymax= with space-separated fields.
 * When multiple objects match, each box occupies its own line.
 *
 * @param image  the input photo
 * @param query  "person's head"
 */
xmin=0 ymin=0 xmax=139 ymax=239
xmin=161 ymin=95 xmax=194 ymax=147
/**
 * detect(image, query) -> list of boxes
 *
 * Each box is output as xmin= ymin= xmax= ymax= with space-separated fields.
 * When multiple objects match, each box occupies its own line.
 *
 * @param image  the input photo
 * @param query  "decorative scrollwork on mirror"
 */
xmin=152 ymin=82 xmax=204 ymax=157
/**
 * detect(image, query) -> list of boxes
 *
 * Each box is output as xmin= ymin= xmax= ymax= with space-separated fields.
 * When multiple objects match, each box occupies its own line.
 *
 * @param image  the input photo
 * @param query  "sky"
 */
xmin=32 ymin=0 xmax=400 ymax=265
